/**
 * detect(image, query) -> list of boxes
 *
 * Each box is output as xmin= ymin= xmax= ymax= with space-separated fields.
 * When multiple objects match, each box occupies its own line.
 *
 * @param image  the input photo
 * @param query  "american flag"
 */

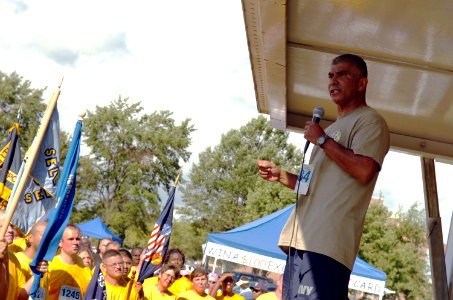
xmin=138 ymin=185 xmax=176 ymax=282
xmin=143 ymin=223 xmax=172 ymax=262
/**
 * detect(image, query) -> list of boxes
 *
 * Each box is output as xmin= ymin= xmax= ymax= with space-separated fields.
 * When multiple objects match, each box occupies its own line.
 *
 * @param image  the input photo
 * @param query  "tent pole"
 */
xmin=213 ymin=257 xmax=218 ymax=273
xmin=421 ymin=157 xmax=448 ymax=299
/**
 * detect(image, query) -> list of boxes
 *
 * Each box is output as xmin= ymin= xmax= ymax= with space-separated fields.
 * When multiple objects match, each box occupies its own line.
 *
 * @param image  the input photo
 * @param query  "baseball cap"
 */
xmin=250 ymin=282 xmax=268 ymax=292
xmin=236 ymin=279 xmax=250 ymax=286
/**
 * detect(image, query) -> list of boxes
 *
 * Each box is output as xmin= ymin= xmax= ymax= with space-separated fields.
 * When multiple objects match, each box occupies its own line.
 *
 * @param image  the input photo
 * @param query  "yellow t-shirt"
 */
xmin=128 ymin=265 xmax=139 ymax=279
xmin=6 ymin=250 xmax=26 ymax=300
xmin=142 ymin=280 xmax=176 ymax=300
xmin=44 ymin=255 xmax=92 ymax=300
xmin=177 ymin=289 xmax=216 ymax=300
xmin=14 ymin=251 xmax=33 ymax=280
xmin=105 ymin=279 xmax=140 ymax=300
xmin=256 ymin=292 xmax=278 ymax=300
xmin=215 ymin=293 xmax=246 ymax=300
xmin=145 ymin=275 xmax=192 ymax=297
xmin=8 ymin=237 xmax=27 ymax=253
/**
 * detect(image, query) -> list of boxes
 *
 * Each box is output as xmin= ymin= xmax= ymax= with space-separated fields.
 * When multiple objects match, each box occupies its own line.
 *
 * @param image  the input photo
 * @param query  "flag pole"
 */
xmin=173 ymin=168 xmax=183 ymax=187
xmin=0 ymin=78 xmax=63 ymax=239
xmin=125 ymin=270 xmax=137 ymax=300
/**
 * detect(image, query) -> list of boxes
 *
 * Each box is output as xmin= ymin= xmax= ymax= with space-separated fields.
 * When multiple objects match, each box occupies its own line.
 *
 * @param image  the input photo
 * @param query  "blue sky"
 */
xmin=1 ymin=0 xmax=452 ymax=243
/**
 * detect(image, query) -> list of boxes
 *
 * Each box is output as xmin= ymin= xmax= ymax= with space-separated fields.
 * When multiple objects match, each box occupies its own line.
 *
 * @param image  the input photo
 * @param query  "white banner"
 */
xmin=205 ymin=242 xmax=386 ymax=297
xmin=205 ymin=242 xmax=286 ymax=273
xmin=348 ymin=274 xmax=385 ymax=297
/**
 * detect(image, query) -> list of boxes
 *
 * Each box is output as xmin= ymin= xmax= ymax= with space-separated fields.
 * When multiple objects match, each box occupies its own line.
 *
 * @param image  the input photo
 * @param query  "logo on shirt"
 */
xmin=330 ymin=130 xmax=341 ymax=142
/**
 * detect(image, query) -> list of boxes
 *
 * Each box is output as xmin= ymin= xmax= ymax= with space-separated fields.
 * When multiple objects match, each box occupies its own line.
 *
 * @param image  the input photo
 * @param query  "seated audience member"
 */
xmin=143 ymin=263 xmax=179 ymax=300
xmin=102 ymin=249 xmax=140 ymax=300
xmin=177 ymin=267 xmax=215 ymax=300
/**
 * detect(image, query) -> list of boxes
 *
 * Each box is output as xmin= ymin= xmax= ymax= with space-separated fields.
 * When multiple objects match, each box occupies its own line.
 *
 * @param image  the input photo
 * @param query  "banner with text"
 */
xmin=348 ymin=274 xmax=385 ymax=297
xmin=204 ymin=242 xmax=286 ymax=274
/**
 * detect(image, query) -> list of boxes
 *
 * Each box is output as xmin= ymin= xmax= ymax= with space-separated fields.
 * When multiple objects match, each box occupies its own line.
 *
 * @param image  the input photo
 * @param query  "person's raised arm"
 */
xmin=304 ymin=121 xmax=380 ymax=184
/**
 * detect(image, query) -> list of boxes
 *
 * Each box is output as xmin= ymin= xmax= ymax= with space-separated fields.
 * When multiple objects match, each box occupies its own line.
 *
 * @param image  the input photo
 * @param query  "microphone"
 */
xmin=303 ymin=107 xmax=325 ymax=154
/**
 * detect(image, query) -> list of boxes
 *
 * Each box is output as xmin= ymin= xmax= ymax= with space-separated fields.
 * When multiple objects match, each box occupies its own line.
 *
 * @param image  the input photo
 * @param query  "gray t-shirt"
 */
xmin=279 ymin=106 xmax=390 ymax=270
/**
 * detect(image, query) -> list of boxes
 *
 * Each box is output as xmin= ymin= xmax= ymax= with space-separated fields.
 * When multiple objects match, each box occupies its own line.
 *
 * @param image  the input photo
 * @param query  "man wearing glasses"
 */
xmin=142 ymin=263 xmax=179 ymax=300
xmin=101 ymin=249 xmax=140 ymax=299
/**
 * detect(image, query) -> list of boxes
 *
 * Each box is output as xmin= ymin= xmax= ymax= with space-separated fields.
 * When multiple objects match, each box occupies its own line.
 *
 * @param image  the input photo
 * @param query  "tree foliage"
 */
xmin=359 ymin=202 xmax=432 ymax=299
xmin=0 ymin=71 xmax=48 ymax=149
xmin=178 ymin=115 xmax=302 ymax=259
xmin=72 ymin=97 xmax=194 ymax=247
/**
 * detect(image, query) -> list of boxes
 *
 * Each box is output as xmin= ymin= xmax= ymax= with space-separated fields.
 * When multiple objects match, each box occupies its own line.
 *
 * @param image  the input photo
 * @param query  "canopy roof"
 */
xmin=77 ymin=216 xmax=122 ymax=243
xmin=242 ymin=0 xmax=453 ymax=163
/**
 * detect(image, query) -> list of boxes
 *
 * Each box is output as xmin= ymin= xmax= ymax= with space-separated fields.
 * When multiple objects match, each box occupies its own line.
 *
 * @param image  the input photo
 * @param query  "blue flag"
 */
xmin=0 ymin=123 xmax=21 ymax=209
xmin=138 ymin=186 xmax=176 ymax=282
xmin=83 ymin=264 xmax=106 ymax=300
xmin=29 ymin=118 xmax=82 ymax=299
xmin=11 ymin=109 xmax=60 ymax=233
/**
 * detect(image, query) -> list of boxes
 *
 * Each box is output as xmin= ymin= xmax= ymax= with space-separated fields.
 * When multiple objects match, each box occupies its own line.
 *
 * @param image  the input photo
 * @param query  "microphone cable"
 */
xmin=285 ymin=150 xmax=308 ymax=300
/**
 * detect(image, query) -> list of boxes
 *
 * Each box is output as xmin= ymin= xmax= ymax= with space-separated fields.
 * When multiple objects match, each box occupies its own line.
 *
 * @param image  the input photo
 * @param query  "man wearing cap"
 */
xmin=250 ymin=282 xmax=268 ymax=300
xmin=237 ymin=279 xmax=253 ymax=300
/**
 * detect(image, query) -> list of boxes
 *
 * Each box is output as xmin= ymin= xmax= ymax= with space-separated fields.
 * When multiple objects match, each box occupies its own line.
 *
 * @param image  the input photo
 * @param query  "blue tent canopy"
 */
xmin=77 ymin=217 xmax=122 ymax=243
xmin=205 ymin=204 xmax=386 ymax=297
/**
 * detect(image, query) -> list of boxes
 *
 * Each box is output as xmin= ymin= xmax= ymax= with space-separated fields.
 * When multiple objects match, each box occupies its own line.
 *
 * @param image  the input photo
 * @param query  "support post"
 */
xmin=421 ymin=157 xmax=448 ymax=299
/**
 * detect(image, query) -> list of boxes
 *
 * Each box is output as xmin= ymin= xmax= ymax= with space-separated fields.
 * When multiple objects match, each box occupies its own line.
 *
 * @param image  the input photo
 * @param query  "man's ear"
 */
xmin=358 ymin=77 xmax=368 ymax=92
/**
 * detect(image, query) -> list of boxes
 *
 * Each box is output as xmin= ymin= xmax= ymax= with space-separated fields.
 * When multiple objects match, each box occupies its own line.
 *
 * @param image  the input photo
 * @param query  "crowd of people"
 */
xmin=0 ymin=214 xmax=282 ymax=300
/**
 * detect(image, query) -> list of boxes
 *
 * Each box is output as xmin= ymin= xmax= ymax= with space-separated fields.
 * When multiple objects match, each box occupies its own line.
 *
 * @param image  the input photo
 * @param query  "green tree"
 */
xmin=359 ymin=202 xmax=431 ymax=299
xmin=72 ymin=97 xmax=194 ymax=247
xmin=0 ymin=71 xmax=47 ymax=149
xmin=179 ymin=115 xmax=302 ymax=259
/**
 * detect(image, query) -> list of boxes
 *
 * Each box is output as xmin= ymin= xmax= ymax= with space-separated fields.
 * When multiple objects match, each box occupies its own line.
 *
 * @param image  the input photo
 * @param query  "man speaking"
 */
xmin=257 ymin=54 xmax=390 ymax=299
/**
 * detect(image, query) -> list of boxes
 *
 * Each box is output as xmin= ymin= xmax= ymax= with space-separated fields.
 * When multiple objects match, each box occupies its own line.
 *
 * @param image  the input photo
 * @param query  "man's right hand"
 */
xmin=257 ymin=160 xmax=298 ymax=190
xmin=257 ymin=160 xmax=281 ymax=182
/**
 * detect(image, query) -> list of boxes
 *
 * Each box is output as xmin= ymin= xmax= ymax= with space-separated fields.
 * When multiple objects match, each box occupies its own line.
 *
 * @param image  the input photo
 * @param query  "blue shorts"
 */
xmin=282 ymin=249 xmax=351 ymax=300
